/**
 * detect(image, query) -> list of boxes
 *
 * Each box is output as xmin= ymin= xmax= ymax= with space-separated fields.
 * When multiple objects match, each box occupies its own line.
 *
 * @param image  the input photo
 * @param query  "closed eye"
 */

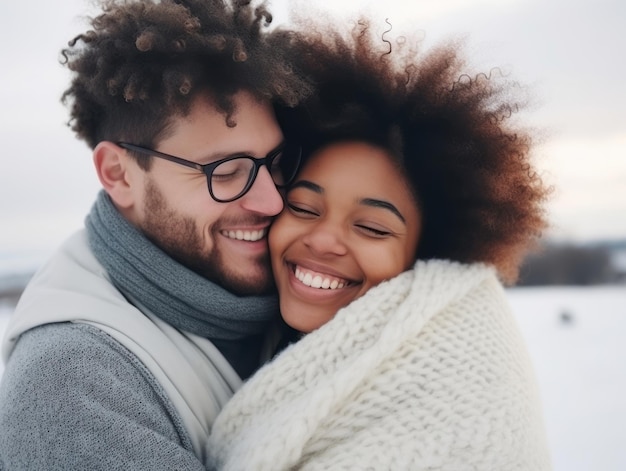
xmin=212 ymin=167 xmax=248 ymax=181
xmin=355 ymin=224 xmax=392 ymax=237
xmin=212 ymin=159 xmax=250 ymax=181
xmin=287 ymin=203 xmax=319 ymax=218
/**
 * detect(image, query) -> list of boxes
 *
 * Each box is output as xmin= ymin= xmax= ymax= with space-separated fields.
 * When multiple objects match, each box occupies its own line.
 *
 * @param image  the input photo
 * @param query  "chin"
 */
xmin=230 ymin=268 xmax=277 ymax=296
xmin=202 ymin=253 xmax=275 ymax=295
xmin=224 ymin=276 xmax=275 ymax=296
xmin=281 ymin=306 xmax=331 ymax=334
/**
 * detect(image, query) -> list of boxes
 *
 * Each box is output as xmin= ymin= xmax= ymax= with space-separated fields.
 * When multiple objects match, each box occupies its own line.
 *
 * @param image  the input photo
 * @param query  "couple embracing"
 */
xmin=0 ymin=1 xmax=552 ymax=470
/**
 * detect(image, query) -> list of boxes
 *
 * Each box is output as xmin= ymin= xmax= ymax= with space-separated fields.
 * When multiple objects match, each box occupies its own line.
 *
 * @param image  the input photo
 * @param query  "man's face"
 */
xmin=127 ymin=91 xmax=285 ymax=295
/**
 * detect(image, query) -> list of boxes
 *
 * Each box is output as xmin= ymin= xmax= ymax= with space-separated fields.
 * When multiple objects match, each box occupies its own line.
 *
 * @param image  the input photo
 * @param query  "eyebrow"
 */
xmin=198 ymin=140 xmax=287 ymax=164
xmin=360 ymin=198 xmax=406 ymax=223
xmin=289 ymin=180 xmax=406 ymax=223
xmin=289 ymin=180 xmax=323 ymax=193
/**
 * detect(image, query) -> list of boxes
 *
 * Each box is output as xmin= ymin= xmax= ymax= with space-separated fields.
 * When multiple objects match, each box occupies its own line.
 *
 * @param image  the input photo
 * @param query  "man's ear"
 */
xmin=93 ymin=141 xmax=140 ymax=209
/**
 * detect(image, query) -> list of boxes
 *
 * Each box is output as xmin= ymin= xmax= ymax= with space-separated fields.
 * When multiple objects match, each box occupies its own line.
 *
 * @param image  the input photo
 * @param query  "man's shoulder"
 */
xmin=0 ymin=322 xmax=188 ymax=444
xmin=0 ymin=323 xmax=204 ymax=470
xmin=2 ymin=322 xmax=165 ymax=397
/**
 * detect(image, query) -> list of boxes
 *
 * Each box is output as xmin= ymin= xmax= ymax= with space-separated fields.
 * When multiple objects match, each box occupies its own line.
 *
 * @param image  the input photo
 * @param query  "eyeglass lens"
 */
xmin=210 ymin=146 xmax=300 ymax=201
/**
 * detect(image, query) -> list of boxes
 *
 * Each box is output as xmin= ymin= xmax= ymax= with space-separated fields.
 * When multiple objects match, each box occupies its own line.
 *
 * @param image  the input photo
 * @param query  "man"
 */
xmin=0 ymin=0 xmax=308 ymax=469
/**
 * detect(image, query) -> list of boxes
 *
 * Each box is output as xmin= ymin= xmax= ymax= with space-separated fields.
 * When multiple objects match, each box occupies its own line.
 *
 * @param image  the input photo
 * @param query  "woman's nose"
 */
xmin=301 ymin=220 xmax=348 ymax=257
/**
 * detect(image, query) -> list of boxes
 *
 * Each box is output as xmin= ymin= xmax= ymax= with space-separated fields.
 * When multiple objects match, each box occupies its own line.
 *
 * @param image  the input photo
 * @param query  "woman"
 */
xmin=206 ymin=18 xmax=552 ymax=471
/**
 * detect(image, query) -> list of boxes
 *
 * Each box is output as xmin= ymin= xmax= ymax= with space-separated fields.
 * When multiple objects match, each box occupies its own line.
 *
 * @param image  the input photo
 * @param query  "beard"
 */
xmin=138 ymin=179 xmax=275 ymax=296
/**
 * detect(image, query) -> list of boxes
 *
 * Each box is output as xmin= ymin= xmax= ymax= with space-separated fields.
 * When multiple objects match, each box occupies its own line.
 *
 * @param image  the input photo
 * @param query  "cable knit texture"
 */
xmin=206 ymin=260 xmax=552 ymax=471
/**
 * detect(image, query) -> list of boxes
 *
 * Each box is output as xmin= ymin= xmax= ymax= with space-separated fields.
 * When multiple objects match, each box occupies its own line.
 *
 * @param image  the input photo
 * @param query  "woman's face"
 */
xmin=269 ymin=141 xmax=422 ymax=333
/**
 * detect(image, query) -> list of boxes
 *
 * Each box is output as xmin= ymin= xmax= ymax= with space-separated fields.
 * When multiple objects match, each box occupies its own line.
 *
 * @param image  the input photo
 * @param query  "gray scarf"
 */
xmin=85 ymin=191 xmax=279 ymax=375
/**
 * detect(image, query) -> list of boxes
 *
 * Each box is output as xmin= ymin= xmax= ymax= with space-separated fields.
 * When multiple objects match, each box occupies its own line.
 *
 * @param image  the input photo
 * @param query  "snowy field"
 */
xmin=1 ymin=286 xmax=625 ymax=470
xmin=506 ymin=286 xmax=626 ymax=471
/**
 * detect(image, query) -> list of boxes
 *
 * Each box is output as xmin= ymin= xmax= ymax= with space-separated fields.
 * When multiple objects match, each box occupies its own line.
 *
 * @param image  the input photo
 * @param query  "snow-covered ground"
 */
xmin=1 ymin=286 xmax=625 ymax=470
xmin=506 ymin=286 xmax=626 ymax=471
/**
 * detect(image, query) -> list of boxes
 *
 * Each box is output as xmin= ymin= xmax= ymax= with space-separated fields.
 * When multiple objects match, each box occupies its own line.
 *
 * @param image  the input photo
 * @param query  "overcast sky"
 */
xmin=1 ymin=0 xmax=624 ymax=254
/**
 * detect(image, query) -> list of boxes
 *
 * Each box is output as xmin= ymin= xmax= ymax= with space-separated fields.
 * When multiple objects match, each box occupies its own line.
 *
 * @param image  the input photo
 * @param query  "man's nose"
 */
xmin=239 ymin=166 xmax=284 ymax=216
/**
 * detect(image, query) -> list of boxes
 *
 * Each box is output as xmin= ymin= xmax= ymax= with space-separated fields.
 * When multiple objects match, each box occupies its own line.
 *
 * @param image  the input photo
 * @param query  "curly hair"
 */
xmin=61 ymin=0 xmax=310 ymax=159
xmin=271 ymin=20 xmax=551 ymax=284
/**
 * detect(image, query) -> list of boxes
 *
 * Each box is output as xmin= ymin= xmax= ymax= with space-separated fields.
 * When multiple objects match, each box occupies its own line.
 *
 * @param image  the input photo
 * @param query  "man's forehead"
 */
xmin=156 ymin=90 xmax=282 ymax=161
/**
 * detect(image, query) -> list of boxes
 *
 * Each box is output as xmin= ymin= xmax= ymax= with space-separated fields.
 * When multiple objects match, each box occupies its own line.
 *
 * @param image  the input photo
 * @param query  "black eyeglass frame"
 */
xmin=117 ymin=142 xmax=302 ymax=203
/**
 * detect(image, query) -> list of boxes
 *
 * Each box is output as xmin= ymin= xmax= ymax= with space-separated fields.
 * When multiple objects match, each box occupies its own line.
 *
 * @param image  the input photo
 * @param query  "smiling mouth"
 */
xmin=221 ymin=228 xmax=267 ymax=242
xmin=293 ymin=265 xmax=356 ymax=290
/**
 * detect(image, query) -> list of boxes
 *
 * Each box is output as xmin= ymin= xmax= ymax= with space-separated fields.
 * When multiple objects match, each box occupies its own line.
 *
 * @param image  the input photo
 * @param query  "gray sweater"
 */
xmin=1 ymin=322 xmax=204 ymax=470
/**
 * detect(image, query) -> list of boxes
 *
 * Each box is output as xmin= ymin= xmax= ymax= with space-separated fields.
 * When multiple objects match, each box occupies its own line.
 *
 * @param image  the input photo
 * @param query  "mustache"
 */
xmin=214 ymin=215 xmax=275 ymax=229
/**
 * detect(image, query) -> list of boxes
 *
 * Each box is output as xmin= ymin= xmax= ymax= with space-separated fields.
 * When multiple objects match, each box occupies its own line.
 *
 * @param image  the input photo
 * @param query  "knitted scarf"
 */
xmin=206 ymin=260 xmax=552 ymax=471
xmin=85 ymin=190 xmax=279 ymax=342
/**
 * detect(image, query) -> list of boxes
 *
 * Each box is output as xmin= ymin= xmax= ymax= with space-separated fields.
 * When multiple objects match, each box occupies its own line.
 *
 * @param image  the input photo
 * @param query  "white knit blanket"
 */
xmin=206 ymin=260 xmax=552 ymax=470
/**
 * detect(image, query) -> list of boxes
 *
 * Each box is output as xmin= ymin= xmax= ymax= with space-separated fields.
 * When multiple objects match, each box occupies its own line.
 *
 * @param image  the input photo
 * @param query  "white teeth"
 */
xmin=223 ymin=229 xmax=265 ymax=242
xmin=311 ymin=276 xmax=323 ymax=288
xmin=295 ymin=267 xmax=349 ymax=290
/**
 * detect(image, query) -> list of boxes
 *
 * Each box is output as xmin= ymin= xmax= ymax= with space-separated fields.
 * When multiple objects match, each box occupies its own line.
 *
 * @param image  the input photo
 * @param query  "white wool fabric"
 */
xmin=206 ymin=260 xmax=552 ymax=471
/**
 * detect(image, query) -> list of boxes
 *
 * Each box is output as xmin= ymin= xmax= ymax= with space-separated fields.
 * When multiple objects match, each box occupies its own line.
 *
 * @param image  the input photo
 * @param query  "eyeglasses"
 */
xmin=118 ymin=141 xmax=302 ymax=203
